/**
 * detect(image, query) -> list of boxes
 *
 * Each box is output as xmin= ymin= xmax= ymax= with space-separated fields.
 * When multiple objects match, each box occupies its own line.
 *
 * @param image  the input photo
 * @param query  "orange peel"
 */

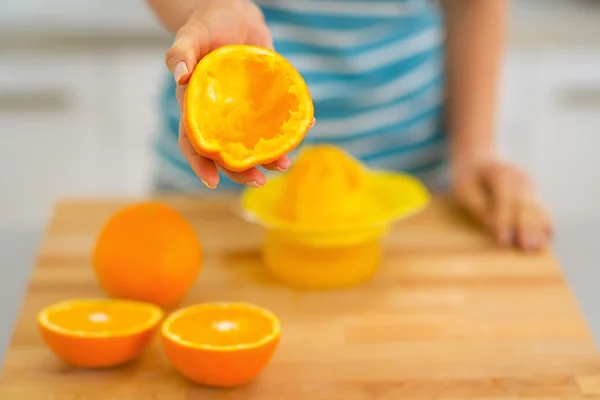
xmin=183 ymin=45 xmax=314 ymax=172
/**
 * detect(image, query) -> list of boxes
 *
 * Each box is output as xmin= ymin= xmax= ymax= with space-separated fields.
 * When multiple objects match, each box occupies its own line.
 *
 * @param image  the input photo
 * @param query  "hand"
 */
xmin=164 ymin=0 xmax=288 ymax=189
xmin=453 ymin=159 xmax=553 ymax=251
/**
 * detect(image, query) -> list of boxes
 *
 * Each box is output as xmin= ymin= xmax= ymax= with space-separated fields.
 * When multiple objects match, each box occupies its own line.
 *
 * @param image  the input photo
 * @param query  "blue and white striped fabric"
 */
xmin=153 ymin=0 xmax=448 ymax=192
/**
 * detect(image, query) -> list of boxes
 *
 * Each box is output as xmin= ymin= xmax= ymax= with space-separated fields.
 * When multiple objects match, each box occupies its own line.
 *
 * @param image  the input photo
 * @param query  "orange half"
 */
xmin=184 ymin=44 xmax=314 ymax=172
xmin=161 ymin=302 xmax=281 ymax=387
xmin=38 ymin=299 xmax=163 ymax=368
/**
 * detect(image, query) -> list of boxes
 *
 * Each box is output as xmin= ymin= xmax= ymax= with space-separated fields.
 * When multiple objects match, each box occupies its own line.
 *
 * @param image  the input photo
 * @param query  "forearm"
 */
xmin=440 ymin=0 xmax=507 ymax=174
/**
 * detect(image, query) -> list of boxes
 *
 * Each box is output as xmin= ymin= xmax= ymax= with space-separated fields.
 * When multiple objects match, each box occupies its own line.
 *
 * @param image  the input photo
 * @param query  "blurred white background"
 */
xmin=1 ymin=0 xmax=600 ymax=356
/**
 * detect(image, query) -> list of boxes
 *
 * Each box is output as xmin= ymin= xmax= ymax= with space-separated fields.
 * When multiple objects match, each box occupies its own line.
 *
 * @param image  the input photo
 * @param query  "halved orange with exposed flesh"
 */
xmin=161 ymin=302 xmax=281 ymax=387
xmin=183 ymin=44 xmax=314 ymax=172
xmin=38 ymin=299 xmax=163 ymax=368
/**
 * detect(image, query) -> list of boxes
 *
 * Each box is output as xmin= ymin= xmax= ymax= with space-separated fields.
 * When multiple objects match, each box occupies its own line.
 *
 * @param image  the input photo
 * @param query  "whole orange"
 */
xmin=92 ymin=201 xmax=202 ymax=308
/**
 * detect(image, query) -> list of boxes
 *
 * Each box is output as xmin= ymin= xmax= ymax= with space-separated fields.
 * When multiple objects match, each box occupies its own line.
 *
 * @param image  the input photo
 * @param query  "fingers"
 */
xmin=454 ymin=177 xmax=487 ymax=225
xmin=224 ymin=153 xmax=295 ymax=184
xmin=176 ymin=76 xmax=221 ymax=189
xmin=166 ymin=19 xmax=212 ymax=84
xmin=487 ymin=170 xmax=516 ymax=246
xmin=178 ymin=128 xmax=276 ymax=188
xmin=175 ymin=84 xmax=186 ymax=107
xmin=482 ymin=163 xmax=553 ymax=251
xmin=217 ymin=165 xmax=267 ymax=187
xmin=516 ymin=199 xmax=553 ymax=251
xmin=262 ymin=156 xmax=291 ymax=172
xmin=165 ymin=0 xmax=274 ymax=84
xmin=178 ymin=122 xmax=219 ymax=188
xmin=165 ymin=2 xmax=252 ymax=84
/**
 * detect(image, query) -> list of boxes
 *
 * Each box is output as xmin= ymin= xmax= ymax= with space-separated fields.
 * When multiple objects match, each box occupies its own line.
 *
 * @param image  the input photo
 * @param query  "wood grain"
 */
xmin=2 ymin=196 xmax=600 ymax=399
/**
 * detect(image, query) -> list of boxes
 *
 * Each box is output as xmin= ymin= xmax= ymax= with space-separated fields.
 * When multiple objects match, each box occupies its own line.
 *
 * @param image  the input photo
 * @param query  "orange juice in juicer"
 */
xmin=241 ymin=145 xmax=430 ymax=289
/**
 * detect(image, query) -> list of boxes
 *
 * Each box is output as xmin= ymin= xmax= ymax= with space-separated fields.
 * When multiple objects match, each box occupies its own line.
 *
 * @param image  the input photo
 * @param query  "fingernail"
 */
xmin=201 ymin=179 xmax=216 ymax=189
xmin=275 ymin=160 xmax=291 ymax=172
xmin=246 ymin=181 xmax=263 ymax=188
xmin=173 ymin=61 xmax=188 ymax=84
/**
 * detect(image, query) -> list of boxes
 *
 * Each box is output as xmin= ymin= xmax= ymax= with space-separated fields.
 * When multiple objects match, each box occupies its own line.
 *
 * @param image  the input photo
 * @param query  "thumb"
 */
xmin=165 ymin=19 xmax=211 ymax=85
xmin=165 ymin=5 xmax=251 ymax=85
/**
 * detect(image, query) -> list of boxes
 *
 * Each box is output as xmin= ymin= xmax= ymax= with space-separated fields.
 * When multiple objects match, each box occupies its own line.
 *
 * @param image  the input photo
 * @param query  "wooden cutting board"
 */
xmin=2 ymin=196 xmax=600 ymax=399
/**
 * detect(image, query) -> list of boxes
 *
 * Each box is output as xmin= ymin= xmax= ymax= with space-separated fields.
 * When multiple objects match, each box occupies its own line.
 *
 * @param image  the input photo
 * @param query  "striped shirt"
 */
xmin=154 ymin=0 xmax=448 ymax=192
